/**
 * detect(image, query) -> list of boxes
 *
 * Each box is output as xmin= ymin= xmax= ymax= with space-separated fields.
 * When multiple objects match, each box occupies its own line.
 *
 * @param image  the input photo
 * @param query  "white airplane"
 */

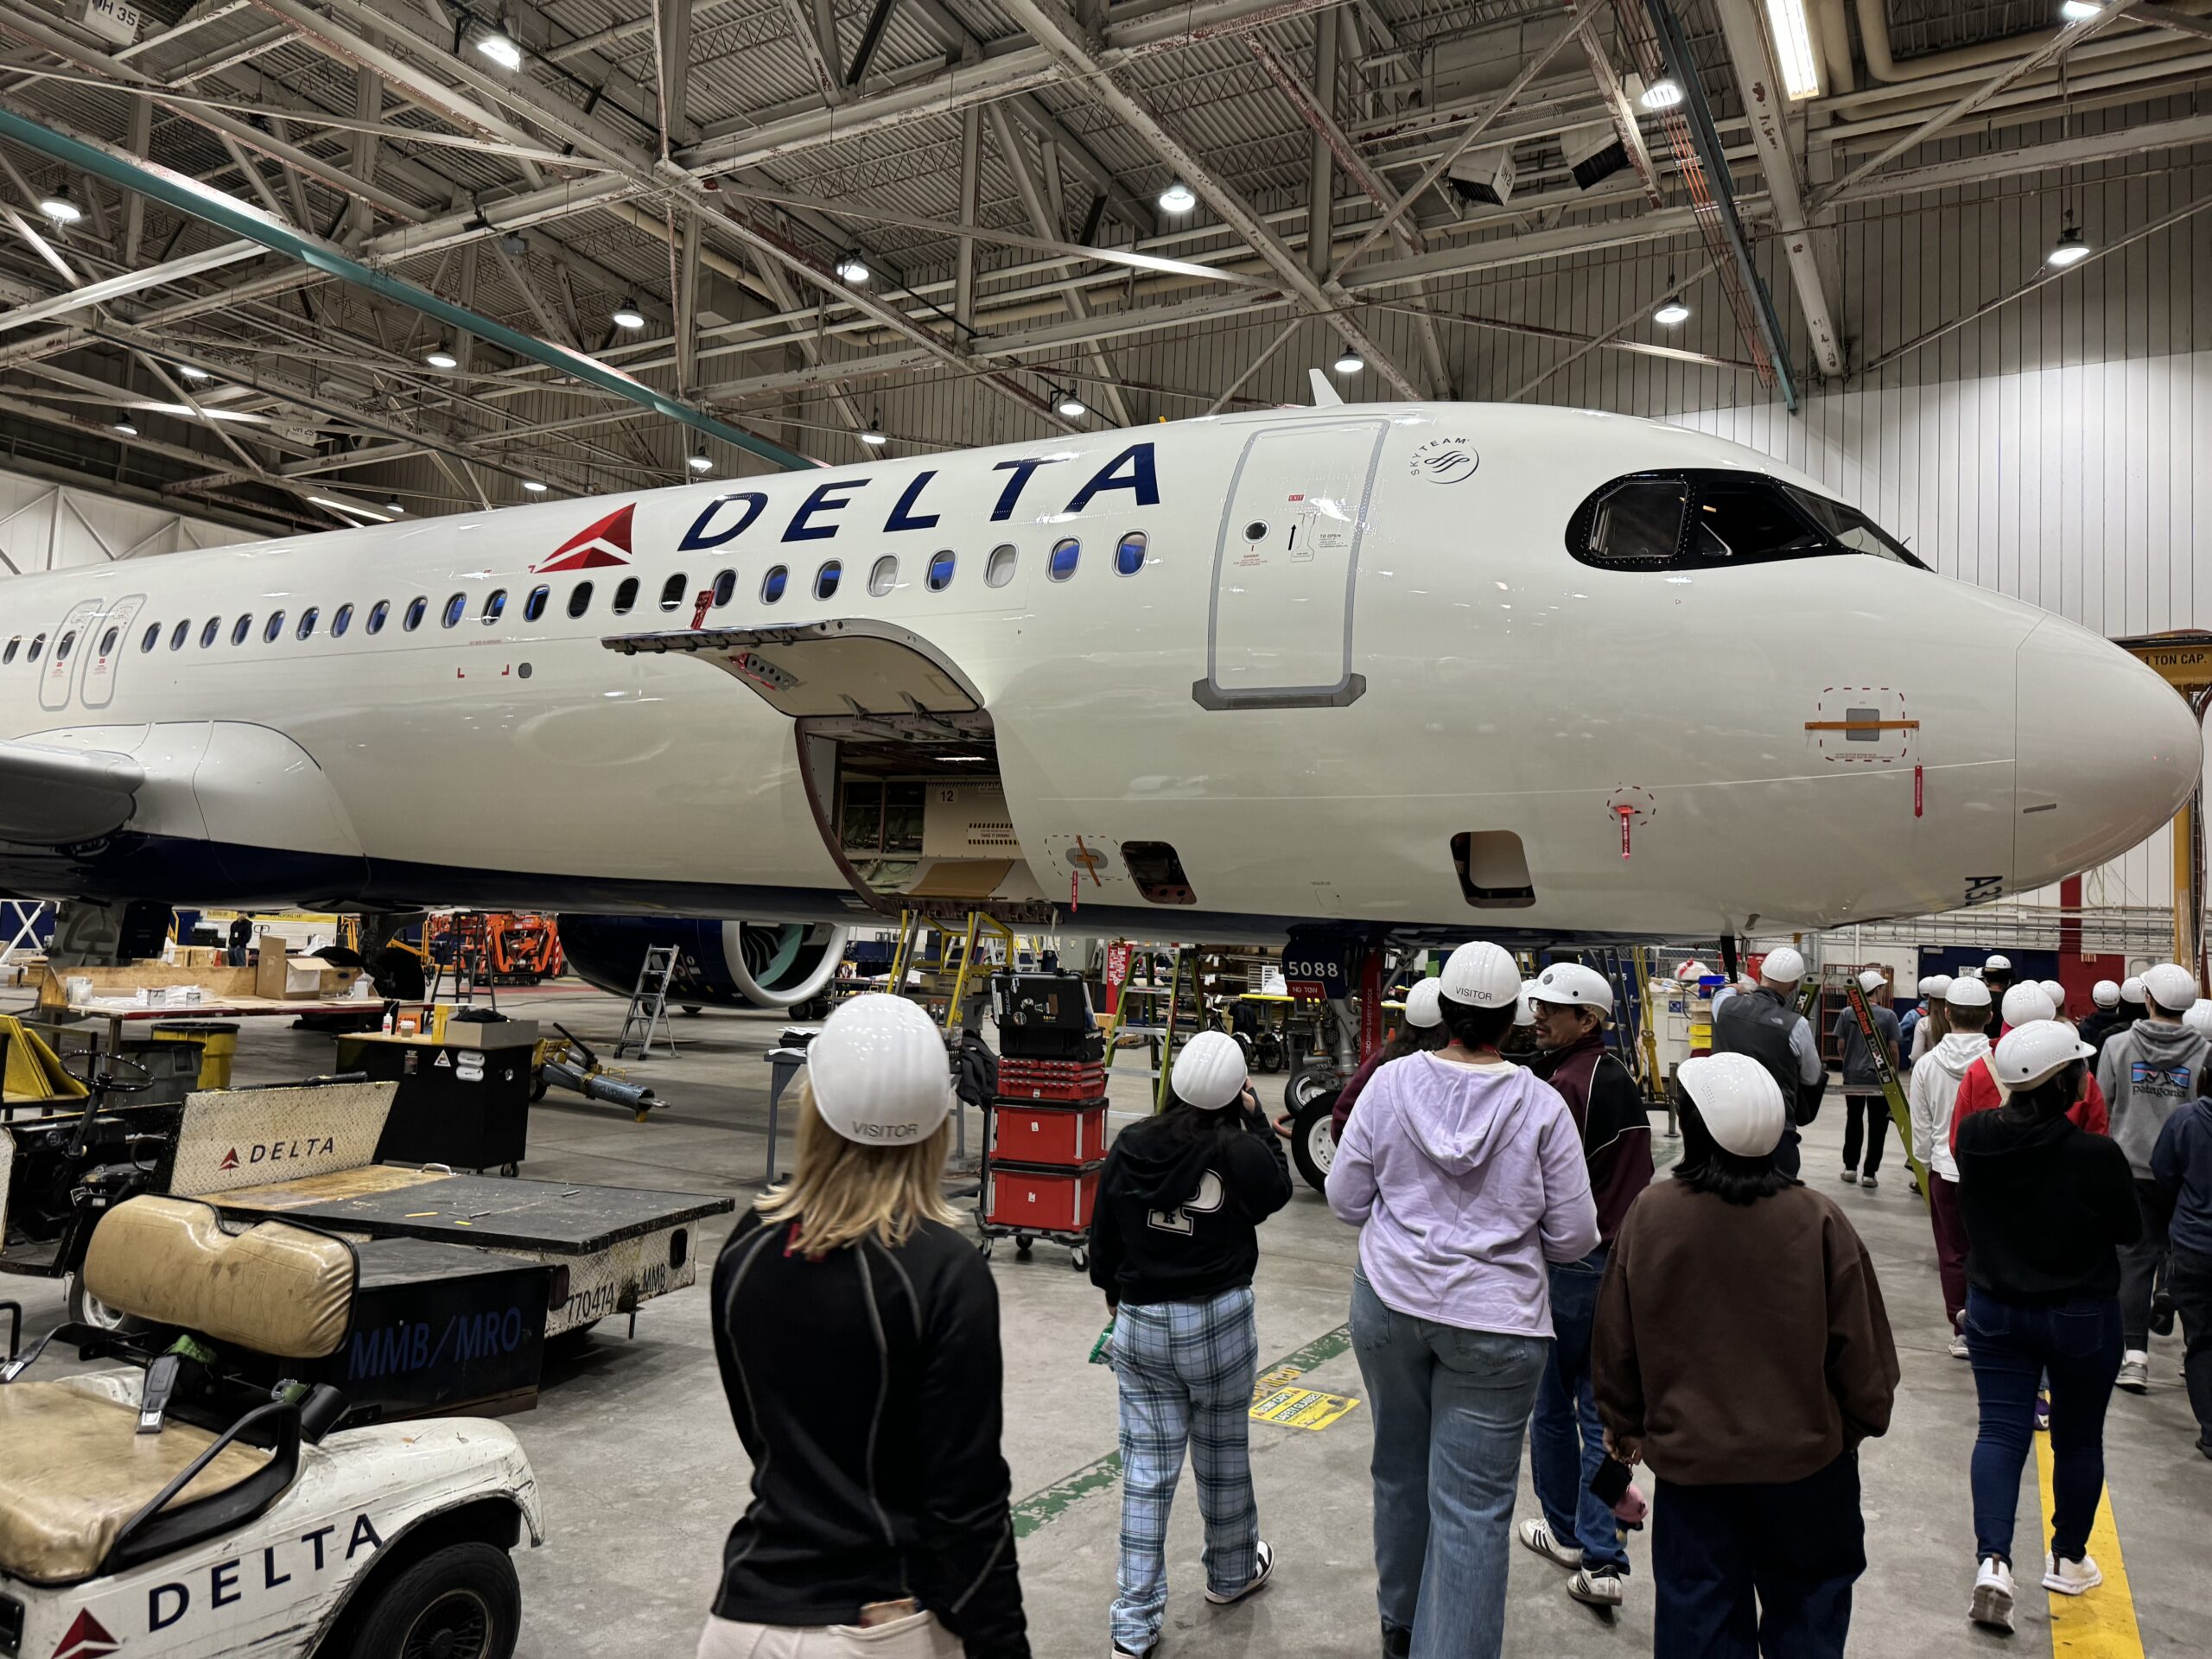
xmin=0 ymin=397 xmax=2196 ymax=1005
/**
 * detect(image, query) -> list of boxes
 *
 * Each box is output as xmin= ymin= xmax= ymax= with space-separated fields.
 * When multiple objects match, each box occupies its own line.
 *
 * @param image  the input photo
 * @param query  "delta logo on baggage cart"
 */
xmin=216 ymin=1136 xmax=339 ymax=1172
xmin=50 ymin=1608 xmax=119 ymax=1658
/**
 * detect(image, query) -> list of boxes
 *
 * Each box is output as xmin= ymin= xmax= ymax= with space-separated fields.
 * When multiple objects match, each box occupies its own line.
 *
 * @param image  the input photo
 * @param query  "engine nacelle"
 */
xmin=555 ymin=916 xmax=847 ymax=1012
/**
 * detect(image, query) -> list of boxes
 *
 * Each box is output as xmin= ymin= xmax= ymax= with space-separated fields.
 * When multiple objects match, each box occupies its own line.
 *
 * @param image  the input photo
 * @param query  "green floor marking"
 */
xmin=1012 ymin=1320 xmax=1354 ymax=1539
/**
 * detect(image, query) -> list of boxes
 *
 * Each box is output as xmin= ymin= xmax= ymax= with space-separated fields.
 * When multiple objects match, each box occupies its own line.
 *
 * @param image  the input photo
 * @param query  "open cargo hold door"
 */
xmin=606 ymin=620 xmax=1054 ymax=923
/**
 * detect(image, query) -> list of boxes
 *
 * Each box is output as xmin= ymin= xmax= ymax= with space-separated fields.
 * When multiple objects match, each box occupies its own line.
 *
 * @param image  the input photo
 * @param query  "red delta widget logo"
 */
xmin=51 ymin=1609 xmax=119 ymax=1658
xmin=533 ymin=503 xmax=635 ymax=574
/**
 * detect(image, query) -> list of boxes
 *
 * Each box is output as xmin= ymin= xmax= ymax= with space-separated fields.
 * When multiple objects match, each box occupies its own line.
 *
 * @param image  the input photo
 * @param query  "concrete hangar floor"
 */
xmin=20 ymin=982 xmax=2201 ymax=1658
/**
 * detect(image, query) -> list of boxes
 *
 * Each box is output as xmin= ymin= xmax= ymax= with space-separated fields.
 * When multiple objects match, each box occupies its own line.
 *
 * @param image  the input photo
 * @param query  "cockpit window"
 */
xmin=1569 ymin=470 xmax=1925 ymax=572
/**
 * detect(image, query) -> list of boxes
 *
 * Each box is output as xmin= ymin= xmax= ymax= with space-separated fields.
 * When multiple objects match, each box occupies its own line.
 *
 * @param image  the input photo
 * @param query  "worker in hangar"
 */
xmin=1834 ymin=969 xmax=1901 ymax=1192
xmin=1709 ymin=947 xmax=1825 ymax=1178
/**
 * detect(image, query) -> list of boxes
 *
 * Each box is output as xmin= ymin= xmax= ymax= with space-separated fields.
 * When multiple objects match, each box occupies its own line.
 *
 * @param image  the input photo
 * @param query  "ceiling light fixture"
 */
xmin=385 ymin=498 xmax=406 ymax=515
xmin=688 ymin=448 xmax=714 ymax=474
xmin=37 ymin=184 xmax=79 ymax=225
xmin=1158 ymin=177 xmax=1197 ymax=213
xmin=860 ymin=416 xmax=888 ymax=448
xmin=1638 ymin=77 xmax=1684 ymax=111
xmin=2048 ymin=220 xmax=2092 ymax=268
xmin=308 ymin=496 xmax=391 ymax=522
xmin=2060 ymin=2 xmax=2104 ymax=20
xmin=1056 ymin=388 xmax=1087 ymax=418
xmin=112 ymin=419 xmax=137 ymax=436
xmin=1762 ymin=1 xmax=1822 ymax=99
xmin=176 ymin=363 xmax=212 ymax=381
xmin=1332 ymin=348 xmax=1365 ymax=375
xmin=522 ymin=479 xmax=549 ymax=493
xmin=611 ymin=298 xmax=646 ymax=330
xmin=476 ymin=30 xmax=523 ymax=70
xmin=425 ymin=345 xmax=460 ymax=369
xmin=834 ymin=251 xmax=870 ymax=284
xmin=1653 ymin=295 xmax=1692 ymax=327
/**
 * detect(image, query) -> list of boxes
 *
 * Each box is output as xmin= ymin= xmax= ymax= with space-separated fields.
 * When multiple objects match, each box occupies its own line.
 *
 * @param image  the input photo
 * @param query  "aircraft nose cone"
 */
xmin=2014 ymin=618 xmax=2202 ymax=893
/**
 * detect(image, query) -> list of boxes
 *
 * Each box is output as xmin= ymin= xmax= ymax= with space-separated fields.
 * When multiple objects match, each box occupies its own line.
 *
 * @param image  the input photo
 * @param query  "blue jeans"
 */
xmin=1964 ymin=1288 xmax=2122 ymax=1565
xmin=1529 ymin=1245 xmax=1630 ymax=1573
xmin=1652 ymin=1454 xmax=1863 ymax=1659
xmin=1351 ymin=1272 xmax=1548 ymax=1659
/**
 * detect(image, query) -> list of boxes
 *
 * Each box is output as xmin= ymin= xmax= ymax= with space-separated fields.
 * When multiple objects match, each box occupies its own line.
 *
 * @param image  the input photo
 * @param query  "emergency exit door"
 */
xmin=1195 ymin=417 xmax=1387 ymax=709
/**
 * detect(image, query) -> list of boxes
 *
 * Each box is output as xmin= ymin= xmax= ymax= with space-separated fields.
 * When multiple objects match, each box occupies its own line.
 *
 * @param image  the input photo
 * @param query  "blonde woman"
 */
xmin=702 ymin=994 xmax=1030 ymax=1659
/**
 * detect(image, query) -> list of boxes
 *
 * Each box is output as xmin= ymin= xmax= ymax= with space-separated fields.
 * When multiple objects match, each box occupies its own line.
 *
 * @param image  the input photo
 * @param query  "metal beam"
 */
xmin=954 ymin=102 xmax=980 ymax=330
xmin=0 ymin=239 xmax=264 ymax=332
xmin=1574 ymin=3 xmax=1664 ymax=209
xmin=846 ymin=0 xmax=900 ymax=86
xmin=779 ymin=0 xmax=843 ymax=106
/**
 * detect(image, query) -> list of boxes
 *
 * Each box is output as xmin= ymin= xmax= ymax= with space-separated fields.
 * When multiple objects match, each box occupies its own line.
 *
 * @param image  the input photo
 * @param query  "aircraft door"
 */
xmin=1197 ymin=416 xmax=1389 ymax=709
xmin=80 ymin=594 xmax=146 ymax=711
xmin=38 ymin=596 xmax=105 ymax=713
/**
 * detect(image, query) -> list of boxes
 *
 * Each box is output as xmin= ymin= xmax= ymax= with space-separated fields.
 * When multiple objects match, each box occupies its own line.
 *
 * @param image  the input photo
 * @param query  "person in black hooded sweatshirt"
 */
xmin=1088 ymin=1028 xmax=1294 ymax=1659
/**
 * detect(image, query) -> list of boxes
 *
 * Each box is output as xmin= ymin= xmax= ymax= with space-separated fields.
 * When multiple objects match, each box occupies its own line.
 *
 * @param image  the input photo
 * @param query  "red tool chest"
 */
xmin=982 ymin=1163 xmax=1102 ymax=1234
xmin=989 ymin=1103 xmax=1109 ymax=1166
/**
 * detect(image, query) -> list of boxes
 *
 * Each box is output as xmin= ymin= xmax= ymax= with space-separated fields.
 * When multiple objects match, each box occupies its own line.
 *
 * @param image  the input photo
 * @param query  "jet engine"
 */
xmin=554 ymin=916 xmax=847 ymax=1014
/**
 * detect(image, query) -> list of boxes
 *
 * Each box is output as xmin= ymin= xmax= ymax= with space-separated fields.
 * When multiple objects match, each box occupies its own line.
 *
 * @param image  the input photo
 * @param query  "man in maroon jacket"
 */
xmin=1515 ymin=961 xmax=1657 ymax=1611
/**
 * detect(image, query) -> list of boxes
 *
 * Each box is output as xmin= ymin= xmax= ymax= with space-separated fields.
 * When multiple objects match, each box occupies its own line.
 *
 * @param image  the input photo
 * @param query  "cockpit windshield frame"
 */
xmin=1567 ymin=469 xmax=1927 ymax=573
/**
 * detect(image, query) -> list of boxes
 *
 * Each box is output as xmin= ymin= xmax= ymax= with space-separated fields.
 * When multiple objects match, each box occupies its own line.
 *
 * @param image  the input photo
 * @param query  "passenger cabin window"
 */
xmin=761 ymin=565 xmax=788 ymax=604
xmin=1116 ymin=532 xmax=1148 ymax=576
xmin=332 ymin=604 xmax=353 ymax=638
xmin=366 ymin=601 xmax=390 ymax=635
xmin=712 ymin=569 xmax=736 ymax=608
xmin=658 ymin=574 xmax=687 ymax=612
xmin=296 ymin=607 xmax=319 ymax=640
xmin=985 ymin=545 xmax=1016 ymax=588
xmin=200 ymin=619 xmax=220 ymax=649
xmin=263 ymin=613 xmax=285 ymax=644
xmin=139 ymin=623 xmax=159 ymax=653
xmin=56 ymin=632 xmax=75 ymax=662
xmin=28 ymin=633 xmax=45 ymax=661
xmin=524 ymin=586 xmax=549 ymax=622
xmin=97 ymin=627 xmax=118 ymax=657
xmin=481 ymin=590 xmax=506 ymax=624
xmin=2 ymin=638 xmax=16 ymax=664
xmin=1569 ymin=471 xmax=1927 ymax=572
xmin=404 ymin=597 xmax=428 ymax=631
xmin=927 ymin=550 xmax=956 ymax=592
xmin=868 ymin=556 xmax=898 ymax=598
xmin=567 ymin=582 xmax=594 ymax=619
xmin=815 ymin=561 xmax=841 ymax=601
xmin=441 ymin=594 xmax=466 ymax=628
xmin=612 ymin=577 xmax=639 ymax=615
xmin=169 ymin=621 xmax=189 ymax=651
xmin=232 ymin=615 xmax=253 ymax=646
xmin=1048 ymin=538 xmax=1079 ymax=582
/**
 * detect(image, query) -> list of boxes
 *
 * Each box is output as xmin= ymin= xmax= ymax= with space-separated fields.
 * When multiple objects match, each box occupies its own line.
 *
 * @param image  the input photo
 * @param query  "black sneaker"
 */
xmin=2152 ymin=1291 xmax=2176 ymax=1337
xmin=1382 ymin=1624 xmax=1412 ymax=1659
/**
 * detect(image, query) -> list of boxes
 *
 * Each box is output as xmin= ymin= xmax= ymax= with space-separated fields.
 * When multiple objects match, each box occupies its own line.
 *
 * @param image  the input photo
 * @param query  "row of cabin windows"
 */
xmin=0 ymin=531 xmax=1154 ymax=666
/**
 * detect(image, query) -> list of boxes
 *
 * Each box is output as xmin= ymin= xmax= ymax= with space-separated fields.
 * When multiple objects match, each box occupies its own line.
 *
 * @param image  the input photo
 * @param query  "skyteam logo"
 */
xmin=533 ymin=504 xmax=635 ymax=574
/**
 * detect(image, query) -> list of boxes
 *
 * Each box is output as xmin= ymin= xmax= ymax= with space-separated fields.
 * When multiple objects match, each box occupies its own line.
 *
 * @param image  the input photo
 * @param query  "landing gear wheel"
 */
xmin=64 ymin=1271 xmax=142 ymax=1336
xmin=1284 ymin=1063 xmax=1337 ymax=1118
xmin=337 ymin=1540 xmax=518 ymax=1659
xmin=1290 ymin=1100 xmax=1337 ymax=1192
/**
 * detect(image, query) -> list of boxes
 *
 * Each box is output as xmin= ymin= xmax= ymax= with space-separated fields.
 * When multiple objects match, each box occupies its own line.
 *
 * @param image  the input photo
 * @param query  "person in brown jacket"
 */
xmin=1593 ymin=1052 xmax=1900 ymax=1659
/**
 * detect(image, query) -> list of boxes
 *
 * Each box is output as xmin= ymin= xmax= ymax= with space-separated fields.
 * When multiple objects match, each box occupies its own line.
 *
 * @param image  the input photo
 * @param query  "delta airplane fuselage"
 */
xmin=0 ymin=402 xmax=2196 ymax=947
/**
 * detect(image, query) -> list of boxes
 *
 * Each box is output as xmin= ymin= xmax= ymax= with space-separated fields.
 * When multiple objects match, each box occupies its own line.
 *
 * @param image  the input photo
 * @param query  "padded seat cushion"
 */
xmin=0 ymin=1381 xmax=270 ymax=1585
xmin=83 ymin=1196 xmax=353 ymax=1359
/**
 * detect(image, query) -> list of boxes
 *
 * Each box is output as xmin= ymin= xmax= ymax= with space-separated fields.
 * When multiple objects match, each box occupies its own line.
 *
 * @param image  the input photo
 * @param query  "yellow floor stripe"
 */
xmin=2033 ymin=1427 xmax=2146 ymax=1657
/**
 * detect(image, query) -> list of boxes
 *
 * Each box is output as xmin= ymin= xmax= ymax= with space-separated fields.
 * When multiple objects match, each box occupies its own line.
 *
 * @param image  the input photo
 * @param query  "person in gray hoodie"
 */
xmin=1326 ymin=940 xmax=1599 ymax=1659
xmin=2094 ymin=962 xmax=2210 ymax=1393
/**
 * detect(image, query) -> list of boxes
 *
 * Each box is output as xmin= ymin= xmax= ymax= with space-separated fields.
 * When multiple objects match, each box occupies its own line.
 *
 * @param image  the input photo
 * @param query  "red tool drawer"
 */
xmin=983 ymin=1163 xmax=1102 ymax=1233
xmin=989 ymin=1103 xmax=1108 ymax=1166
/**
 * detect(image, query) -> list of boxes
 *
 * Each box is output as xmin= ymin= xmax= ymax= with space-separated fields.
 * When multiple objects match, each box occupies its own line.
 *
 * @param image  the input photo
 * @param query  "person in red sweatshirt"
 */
xmin=1951 ymin=982 xmax=2111 ymax=1152
xmin=1515 ymin=962 xmax=1655 ymax=1614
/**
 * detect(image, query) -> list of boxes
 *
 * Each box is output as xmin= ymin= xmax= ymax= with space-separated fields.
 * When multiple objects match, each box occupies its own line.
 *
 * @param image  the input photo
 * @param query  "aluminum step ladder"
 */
xmin=614 ymin=944 xmax=679 ymax=1059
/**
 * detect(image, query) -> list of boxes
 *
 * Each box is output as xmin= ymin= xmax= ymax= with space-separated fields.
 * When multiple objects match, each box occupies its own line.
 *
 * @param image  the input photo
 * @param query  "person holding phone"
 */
xmin=1087 ymin=1030 xmax=1294 ymax=1659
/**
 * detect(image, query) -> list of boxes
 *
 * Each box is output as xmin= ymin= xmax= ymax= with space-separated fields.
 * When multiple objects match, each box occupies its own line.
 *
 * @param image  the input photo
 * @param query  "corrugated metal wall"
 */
xmin=0 ymin=464 xmax=251 ymax=575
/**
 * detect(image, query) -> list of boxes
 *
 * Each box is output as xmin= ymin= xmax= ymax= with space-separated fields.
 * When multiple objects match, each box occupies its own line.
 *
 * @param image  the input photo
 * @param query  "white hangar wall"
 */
xmin=0 ymin=464 xmax=253 ymax=577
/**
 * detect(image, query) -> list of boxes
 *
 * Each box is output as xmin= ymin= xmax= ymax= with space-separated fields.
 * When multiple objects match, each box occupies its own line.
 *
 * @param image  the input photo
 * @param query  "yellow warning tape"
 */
xmin=2033 ymin=1425 xmax=2145 ymax=1657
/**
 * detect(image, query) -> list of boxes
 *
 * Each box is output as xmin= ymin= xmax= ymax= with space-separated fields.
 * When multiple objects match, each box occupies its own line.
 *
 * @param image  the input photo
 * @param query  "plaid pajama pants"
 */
xmin=1110 ymin=1284 xmax=1261 ymax=1653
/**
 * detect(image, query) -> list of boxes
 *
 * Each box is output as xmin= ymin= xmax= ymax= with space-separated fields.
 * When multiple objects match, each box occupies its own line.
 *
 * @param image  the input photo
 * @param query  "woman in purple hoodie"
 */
xmin=1326 ymin=939 xmax=1600 ymax=1659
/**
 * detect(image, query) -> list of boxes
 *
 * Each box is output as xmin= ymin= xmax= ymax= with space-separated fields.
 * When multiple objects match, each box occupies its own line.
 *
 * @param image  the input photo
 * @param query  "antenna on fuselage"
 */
xmin=1308 ymin=368 xmax=1344 ymax=408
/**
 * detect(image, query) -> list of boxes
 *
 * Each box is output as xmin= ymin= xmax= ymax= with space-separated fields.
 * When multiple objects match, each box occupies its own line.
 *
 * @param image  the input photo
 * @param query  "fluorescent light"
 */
xmin=1159 ymin=178 xmax=1197 ymax=213
xmin=37 ymin=186 xmax=79 ymax=225
xmin=2048 ymin=225 xmax=2092 ymax=267
xmin=1763 ymin=0 xmax=1821 ymax=99
xmin=385 ymin=499 xmax=406 ymax=515
xmin=308 ymin=496 xmax=391 ymax=522
xmin=1332 ymin=349 xmax=1364 ymax=375
xmin=611 ymin=298 xmax=646 ymax=329
xmin=688 ymin=449 xmax=714 ymax=474
xmin=522 ymin=479 xmax=549 ymax=493
xmin=1056 ymin=391 xmax=1087 ymax=418
xmin=834 ymin=251 xmax=870 ymax=284
xmin=426 ymin=346 xmax=460 ymax=369
xmin=476 ymin=31 xmax=523 ymax=69
xmin=2060 ymin=2 xmax=2103 ymax=19
xmin=1653 ymin=296 xmax=1692 ymax=327
xmin=1638 ymin=77 xmax=1684 ymax=111
xmin=860 ymin=418 xmax=888 ymax=448
xmin=176 ymin=363 xmax=213 ymax=381
xmin=112 ymin=419 xmax=137 ymax=435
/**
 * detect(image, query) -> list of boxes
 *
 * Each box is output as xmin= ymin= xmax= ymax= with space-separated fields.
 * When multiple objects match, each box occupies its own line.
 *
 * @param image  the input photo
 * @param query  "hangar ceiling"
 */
xmin=0 ymin=0 xmax=2201 ymax=531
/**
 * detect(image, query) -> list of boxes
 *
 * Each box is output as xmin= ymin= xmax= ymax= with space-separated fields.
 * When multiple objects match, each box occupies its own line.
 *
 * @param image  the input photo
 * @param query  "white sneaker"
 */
xmin=1567 ymin=1567 xmax=1624 ymax=1610
xmin=2044 ymin=1552 xmax=2103 ymax=1595
xmin=1840 ymin=1167 xmax=1859 ymax=1184
xmin=1516 ymin=1518 xmax=1584 ymax=1570
xmin=1205 ymin=1538 xmax=1274 ymax=1605
xmin=1969 ymin=1557 xmax=2015 ymax=1631
xmin=2117 ymin=1352 xmax=2150 ymax=1394
xmin=1948 ymin=1331 xmax=1971 ymax=1360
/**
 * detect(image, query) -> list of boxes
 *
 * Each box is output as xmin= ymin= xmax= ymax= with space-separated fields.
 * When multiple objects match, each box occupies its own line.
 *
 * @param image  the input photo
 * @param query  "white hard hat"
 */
xmin=1514 ymin=979 xmax=1538 ymax=1027
xmin=804 ymin=993 xmax=952 ymax=1145
xmin=1857 ymin=969 xmax=1887 ymax=995
xmin=2092 ymin=979 xmax=2121 ymax=1009
xmin=1946 ymin=976 xmax=1993 ymax=1010
xmin=2120 ymin=976 xmax=2147 ymax=1005
xmin=1990 ymin=1020 xmax=2095 ymax=1094
xmin=1760 ymin=946 xmax=1807 ymax=985
xmin=1677 ymin=1052 xmax=1787 ymax=1159
xmin=1402 ymin=977 xmax=1444 ymax=1029
xmin=2039 ymin=979 xmax=2068 ymax=1012
xmin=2188 ymin=1000 xmax=2212 ymax=1039
xmin=2143 ymin=963 xmax=2201 ymax=1013
xmin=1675 ymin=959 xmax=1712 ymax=981
xmin=1171 ymin=1028 xmax=1249 ymax=1110
xmin=2000 ymin=982 xmax=2056 ymax=1029
xmin=1918 ymin=974 xmax=1951 ymax=998
xmin=1440 ymin=940 xmax=1522 ymax=1007
xmin=1531 ymin=962 xmax=1614 ymax=1014
xmin=1986 ymin=954 xmax=2012 ymax=973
